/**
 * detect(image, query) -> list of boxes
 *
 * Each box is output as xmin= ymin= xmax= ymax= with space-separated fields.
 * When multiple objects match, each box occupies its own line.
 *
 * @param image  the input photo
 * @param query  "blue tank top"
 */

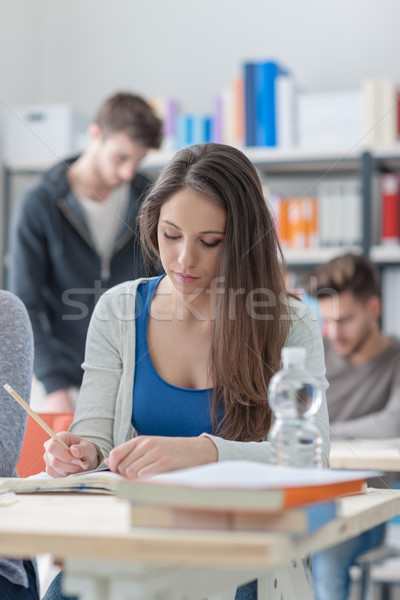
xmin=132 ymin=276 xmax=220 ymax=436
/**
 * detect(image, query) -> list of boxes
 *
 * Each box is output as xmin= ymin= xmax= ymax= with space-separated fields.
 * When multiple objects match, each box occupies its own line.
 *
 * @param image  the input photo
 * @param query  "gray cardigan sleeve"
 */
xmin=0 ymin=291 xmax=34 ymax=477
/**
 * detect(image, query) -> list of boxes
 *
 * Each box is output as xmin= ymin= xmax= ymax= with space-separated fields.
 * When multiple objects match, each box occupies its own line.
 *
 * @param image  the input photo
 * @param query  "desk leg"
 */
xmin=258 ymin=558 xmax=316 ymax=600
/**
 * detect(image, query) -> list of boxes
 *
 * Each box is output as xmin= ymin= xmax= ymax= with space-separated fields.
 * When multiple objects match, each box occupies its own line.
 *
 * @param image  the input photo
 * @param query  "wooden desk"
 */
xmin=330 ymin=438 xmax=400 ymax=471
xmin=1 ymin=490 xmax=400 ymax=600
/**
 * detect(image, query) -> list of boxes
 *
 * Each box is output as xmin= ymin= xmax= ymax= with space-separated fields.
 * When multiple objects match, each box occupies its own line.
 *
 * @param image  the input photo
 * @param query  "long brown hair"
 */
xmin=140 ymin=143 xmax=291 ymax=441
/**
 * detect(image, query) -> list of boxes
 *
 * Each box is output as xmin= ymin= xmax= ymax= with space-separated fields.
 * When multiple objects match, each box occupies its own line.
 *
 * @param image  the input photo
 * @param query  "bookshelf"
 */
xmin=3 ymin=145 xmax=400 ymax=284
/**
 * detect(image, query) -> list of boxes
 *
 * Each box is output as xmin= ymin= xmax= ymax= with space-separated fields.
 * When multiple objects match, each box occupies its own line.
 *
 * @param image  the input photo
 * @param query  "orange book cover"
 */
xmin=303 ymin=196 xmax=319 ymax=249
xmin=277 ymin=197 xmax=290 ymax=249
xmin=287 ymin=197 xmax=305 ymax=249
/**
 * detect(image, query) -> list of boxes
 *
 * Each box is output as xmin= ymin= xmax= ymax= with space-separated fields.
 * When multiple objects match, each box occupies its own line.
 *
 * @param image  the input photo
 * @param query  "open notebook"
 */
xmin=0 ymin=468 xmax=122 ymax=495
xmin=0 ymin=461 xmax=369 ymax=513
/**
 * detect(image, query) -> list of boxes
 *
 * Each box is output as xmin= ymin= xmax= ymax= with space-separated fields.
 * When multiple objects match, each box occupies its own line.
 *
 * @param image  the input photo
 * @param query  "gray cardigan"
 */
xmin=0 ymin=291 xmax=35 ymax=589
xmin=71 ymin=278 xmax=330 ymax=466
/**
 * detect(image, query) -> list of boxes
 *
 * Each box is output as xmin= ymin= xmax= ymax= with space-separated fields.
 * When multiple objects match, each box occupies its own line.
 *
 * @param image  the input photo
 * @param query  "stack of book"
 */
xmin=0 ymin=461 xmax=368 ymax=536
xmin=117 ymin=461 xmax=367 ymax=534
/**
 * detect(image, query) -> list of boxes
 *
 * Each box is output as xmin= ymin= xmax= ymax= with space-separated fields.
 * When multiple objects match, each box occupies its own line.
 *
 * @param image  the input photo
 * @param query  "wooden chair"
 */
xmin=17 ymin=413 xmax=74 ymax=476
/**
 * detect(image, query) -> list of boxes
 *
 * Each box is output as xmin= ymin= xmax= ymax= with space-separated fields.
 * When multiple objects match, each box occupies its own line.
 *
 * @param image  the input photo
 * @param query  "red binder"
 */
xmin=381 ymin=172 xmax=400 ymax=244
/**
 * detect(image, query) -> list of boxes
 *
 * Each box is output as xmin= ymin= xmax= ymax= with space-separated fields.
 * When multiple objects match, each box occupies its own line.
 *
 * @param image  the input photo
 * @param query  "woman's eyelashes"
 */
xmin=163 ymin=231 xmax=223 ymax=248
xmin=163 ymin=231 xmax=179 ymax=241
xmin=201 ymin=239 xmax=222 ymax=248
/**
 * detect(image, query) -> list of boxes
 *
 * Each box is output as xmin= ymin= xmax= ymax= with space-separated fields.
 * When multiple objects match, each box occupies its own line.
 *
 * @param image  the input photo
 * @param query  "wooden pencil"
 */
xmin=3 ymin=383 xmax=85 ymax=470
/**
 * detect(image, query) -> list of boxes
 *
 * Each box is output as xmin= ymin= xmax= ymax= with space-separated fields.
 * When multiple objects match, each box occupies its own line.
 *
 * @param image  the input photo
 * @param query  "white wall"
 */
xmin=0 ymin=0 xmax=400 ymax=286
xmin=2 ymin=0 xmax=400 ymax=119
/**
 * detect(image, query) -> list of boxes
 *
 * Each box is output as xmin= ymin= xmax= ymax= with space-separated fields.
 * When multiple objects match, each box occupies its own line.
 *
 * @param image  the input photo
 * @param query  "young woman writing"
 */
xmin=43 ymin=143 xmax=329 ymax=599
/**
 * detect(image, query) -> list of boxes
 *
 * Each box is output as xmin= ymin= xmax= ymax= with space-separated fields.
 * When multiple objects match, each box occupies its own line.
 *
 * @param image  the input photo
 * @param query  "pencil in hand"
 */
xmin=3 ymin=383 xmax=86 ymax=470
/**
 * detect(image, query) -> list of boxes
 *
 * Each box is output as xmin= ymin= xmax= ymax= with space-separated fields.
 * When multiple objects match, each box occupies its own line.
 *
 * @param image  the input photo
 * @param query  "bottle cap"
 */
xmin=281 ymin=346 xmax=306 ymax=368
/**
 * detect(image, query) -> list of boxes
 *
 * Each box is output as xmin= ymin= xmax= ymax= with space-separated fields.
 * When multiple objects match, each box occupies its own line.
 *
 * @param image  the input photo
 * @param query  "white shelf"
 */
xmin=284 ymin=246 xmax=362 ymax=265
xmin=370 ymin=245 xmax=400 ymax=263
xmin=142 ymin=145 xmax=364 ymax=174
xmin=7 ymin=144 xmax=400 ymax=175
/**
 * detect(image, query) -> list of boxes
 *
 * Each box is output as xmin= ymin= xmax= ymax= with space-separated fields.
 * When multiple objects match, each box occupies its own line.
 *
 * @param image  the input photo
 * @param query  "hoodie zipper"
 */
xmin=58 ymin=198 xmax=137 ymax=283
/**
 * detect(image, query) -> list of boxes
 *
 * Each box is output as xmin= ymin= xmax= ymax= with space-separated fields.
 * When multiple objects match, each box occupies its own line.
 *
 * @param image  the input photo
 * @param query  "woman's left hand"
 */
xmin=105 ymin=435 xmax=218 ymax=479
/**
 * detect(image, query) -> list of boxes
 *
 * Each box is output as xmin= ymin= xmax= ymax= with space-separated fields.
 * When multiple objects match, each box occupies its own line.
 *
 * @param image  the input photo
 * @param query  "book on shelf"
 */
xmin=363 ymin=78 xmax=398 ymax=147
xmin=276 ymin=73 xmax=296 ymax=148
xmin=129 ymin=498 xmax=338 ymax=534
xmin=232 ymin=75 xmax=245 ymax=147
xmin=297 ymin=90 xmax=364 ymax=149
xmin=381 ymin=172 xmax=400 ymax=245
xmin=255 ymin=60 xmax=287 ymax=147
xmin=150 ymin=97 xmax=179 ymax=152
xmin=118 ymin=461 xmax=368 ymax=513
xmin=244 ymin=62 xmax=257 ymax=146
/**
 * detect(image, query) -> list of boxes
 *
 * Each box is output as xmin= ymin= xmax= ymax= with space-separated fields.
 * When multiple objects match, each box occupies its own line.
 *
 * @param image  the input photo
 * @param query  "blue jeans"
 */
xmin=44 ymin=572 xmax=257 ymax=600
xmin=0 ymin=560 xmax=39 ymax=600
xmin=313 ymin=523 xmax=386 ymax=600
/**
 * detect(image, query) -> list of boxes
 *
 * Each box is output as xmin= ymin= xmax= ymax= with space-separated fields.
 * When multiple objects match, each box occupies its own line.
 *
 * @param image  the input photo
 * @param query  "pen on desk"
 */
xmin=3 ymin=383 xmax=86 ymax=470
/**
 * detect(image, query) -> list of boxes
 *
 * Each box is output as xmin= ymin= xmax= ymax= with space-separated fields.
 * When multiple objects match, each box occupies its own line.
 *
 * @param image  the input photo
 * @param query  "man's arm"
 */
xmin=330 ymin=365 xmax=400 ymax=439
xmin=8 ymin=189 xmax=74 ymax=397
xmin=0 ymin=292 xmax=33 ymax=476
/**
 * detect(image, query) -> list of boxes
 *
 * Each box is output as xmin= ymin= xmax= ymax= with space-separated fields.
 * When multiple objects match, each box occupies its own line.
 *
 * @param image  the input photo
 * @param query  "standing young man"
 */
xmin=9 ymin=92 xmax=163 ymax=413
xmin=305 ymin=252 xmax=400 ymax=600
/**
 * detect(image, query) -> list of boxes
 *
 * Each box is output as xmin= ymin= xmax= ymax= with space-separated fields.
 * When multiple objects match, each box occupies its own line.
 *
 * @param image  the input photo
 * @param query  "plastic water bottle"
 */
xmin=267 ymin=346 xmax=323 ymax=468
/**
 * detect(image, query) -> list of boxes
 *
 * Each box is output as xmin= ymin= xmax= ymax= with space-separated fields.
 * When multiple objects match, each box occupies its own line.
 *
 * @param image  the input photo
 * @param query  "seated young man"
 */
xmin=305 ymin=252 xmax=400 ymax=600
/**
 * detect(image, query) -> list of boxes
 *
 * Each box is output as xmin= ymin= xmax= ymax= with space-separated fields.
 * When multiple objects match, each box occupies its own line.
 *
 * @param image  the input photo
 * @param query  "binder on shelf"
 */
xmin=150 ymin=97 xmax=179 ymax=152
xmin=232 ymin=75 xmax=245 ymax=147
xmin=297 ymin=90 xmax=363 ymax=149
xmin=381 ymin=172 xmax=400 ymax=245
xmin=244 ymin=62 xmax=257 ymax=146
xmin=276 ymin=73 xmax=296 ymax=148
xmin=363 ymin=78 xmax=398 ymax=147
xmin=255 ymin=61 xmax=287 ymax=147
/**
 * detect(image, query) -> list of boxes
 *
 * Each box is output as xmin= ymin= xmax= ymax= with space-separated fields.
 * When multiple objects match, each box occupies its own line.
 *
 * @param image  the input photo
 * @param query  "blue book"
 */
xmin=204 ymin=117 xmax=212 ymax=143
xmin=176 ymin=115 xmax=195 ymax=149
xmin=176 ymin=115 xmax=187 ymax=149
xmin=255 ymin=61 xmax=288 ymax=147
xmin=244 ymin=62 xmax=257 ymax=146
xmin=192 ymin=115 xmax=213 ymax=145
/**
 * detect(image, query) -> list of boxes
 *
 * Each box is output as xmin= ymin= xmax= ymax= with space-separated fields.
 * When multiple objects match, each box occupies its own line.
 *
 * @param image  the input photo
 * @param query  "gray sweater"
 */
xmin=325 ymin=337 xmax=400 ymax=438
xmin=71 ymin=278 xmax=330 ymax=466
xmin=0 ymin=291 xmax=35 ymax=589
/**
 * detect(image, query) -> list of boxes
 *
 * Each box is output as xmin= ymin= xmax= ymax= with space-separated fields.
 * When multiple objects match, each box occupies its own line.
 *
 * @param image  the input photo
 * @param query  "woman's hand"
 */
xmin=44 ymin=432 xmax=99 ymax=477
xmin=105 ymin=435 xmax=218 ymax=479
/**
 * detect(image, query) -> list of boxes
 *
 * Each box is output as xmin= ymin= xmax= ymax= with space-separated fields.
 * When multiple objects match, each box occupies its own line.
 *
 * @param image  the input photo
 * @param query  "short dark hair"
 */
xmin=94 ymin=91 xmax=163 ymax=149
xmin=304 ymin=252 xmax=379 ymax=302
